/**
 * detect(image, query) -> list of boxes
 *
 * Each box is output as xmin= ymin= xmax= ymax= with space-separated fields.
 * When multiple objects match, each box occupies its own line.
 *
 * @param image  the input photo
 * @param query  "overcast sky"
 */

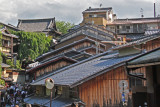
xmin=0 ymin=0 xmax=160 ymax=26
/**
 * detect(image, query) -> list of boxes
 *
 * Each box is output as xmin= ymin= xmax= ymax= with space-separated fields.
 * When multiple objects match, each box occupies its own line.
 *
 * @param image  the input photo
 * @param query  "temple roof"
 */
xmin=17 ymin=18 xmax=57 ymax=32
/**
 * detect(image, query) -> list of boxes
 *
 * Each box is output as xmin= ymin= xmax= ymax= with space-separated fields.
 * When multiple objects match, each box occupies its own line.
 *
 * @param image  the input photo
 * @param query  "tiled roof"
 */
xmin=83 ymin=7 xmax=112 ymax=13
xmin=31 ymin=50 xmax=111 ymax=84
xmin=17 ymin=18 xmax=56 ymax=32
xmin=24 ymin=96 xmax=84 ymax=107
xmin=0 ymin=28 xmax=18 ymax=38
xmin=60 ymin=24 xmax=115 ymax=42
xmin=145 ymin=29 xmax=160 ymax=35
xmin=107 ymin=17 xmax=160 ymax=25
xmin=127 ymin=47 xmax=160 ymax=65
xmin=1 ymin=77 xmax=13 ymax=81
xmin=1 ymin=63 xmax=10 ymax=68
xmin=112 ymin=32 xmax=160 ymax=50
xmin=126 ymin=34 xmax=146 ymax=41
xmin=0 ymin=22 xmax=20 ymax=31
xmin=31 ymin=52 xmax=138 ymax=88
xmin=24 ymin=96 xmax=50 ymax=105
xmin=36 ymin=37 xmax=106 ymax=61
xmin=27 ymin=55 xmax=77 ymax=73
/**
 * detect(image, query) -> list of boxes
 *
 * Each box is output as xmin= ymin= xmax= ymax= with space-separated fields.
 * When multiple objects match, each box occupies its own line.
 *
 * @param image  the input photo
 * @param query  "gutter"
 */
xmin=125 ymin=62 xmax=146 ymax=80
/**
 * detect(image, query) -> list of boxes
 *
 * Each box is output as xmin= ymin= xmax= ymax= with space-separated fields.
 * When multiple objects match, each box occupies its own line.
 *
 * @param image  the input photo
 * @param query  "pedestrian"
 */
xmin=21 ymin=90 xmax=26 ymax=102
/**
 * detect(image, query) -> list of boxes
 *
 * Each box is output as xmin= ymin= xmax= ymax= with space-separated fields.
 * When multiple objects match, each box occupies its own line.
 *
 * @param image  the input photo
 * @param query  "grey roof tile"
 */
xmin=17 ymin=18 xmax=56 ymax=32
xmin=1 ymin=63 xmax=10 ymax=68
xmin=31 ymin=53 xmax=138 ymax=87
xmin=113 ymin=32 xmax=160 ymax=50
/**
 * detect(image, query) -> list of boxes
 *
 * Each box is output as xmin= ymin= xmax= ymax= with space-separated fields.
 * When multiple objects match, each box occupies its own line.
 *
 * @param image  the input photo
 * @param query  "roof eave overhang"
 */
xmin=69 ymin=62 xmax=126 ymax=88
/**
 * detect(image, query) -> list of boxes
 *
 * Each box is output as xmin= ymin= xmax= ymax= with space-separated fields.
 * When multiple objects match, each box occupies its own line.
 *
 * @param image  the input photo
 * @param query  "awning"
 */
xmin=24 ymin=96 xmax=85 ymax=107
xmin=24 ymin=96 xmax=50 ymax=106
xmin=1 ymin=77 xmax=13 ymax=82
xmin=127 ymin=48 xmax=160 ymax=68
xmin=1 ymin=63 xmax=10 ymax=68
xmin=44 ymin=97 xmax=85 ymax=107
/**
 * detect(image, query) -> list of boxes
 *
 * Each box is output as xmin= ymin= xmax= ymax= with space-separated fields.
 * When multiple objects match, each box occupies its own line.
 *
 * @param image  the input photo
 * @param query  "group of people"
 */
xmin=1 ymin=83 xmax=27 ymax=107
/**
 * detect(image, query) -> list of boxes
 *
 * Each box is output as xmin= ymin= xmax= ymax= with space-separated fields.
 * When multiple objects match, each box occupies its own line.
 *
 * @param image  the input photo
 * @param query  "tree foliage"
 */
xmin=56 ymin=21 xmax=74 ymax=34
xmin=0 ymin=31 xmax=5 ymax=85
xmin=11 ymin=31 xmax=52 ymax=62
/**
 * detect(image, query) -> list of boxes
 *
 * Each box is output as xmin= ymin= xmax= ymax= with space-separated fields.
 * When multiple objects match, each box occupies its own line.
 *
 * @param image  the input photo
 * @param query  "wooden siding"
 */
xmin=78 ymin=66 xmax=130 ymax=107
xmin=55 ymin=35 xmax=86 ymax=49
xmin=35 ymin=60 xmax=73 ymax=78
xmin=78 ymin=66 xmax=147 ymax=107
xmin=141 ymin=38 xmax=160 ymax=51
xmin=41 ymin=40 xmax=106 ymax=61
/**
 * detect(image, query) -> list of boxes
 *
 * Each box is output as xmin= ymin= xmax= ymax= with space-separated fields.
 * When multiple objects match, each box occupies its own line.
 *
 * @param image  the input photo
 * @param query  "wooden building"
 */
xmin=31 ymin=50 xmax=141 ymax=107
xmin=112 ymin=31 xmax=160 ymax=52
xmin=126 ymin=47 xmax=160 ymax=107
xmin=17 ymin=18 xmax=61 ymax=39
xmin=26 ymin=24 xmax=116 ymax=81
xmin=0 ymin=27 xmax=19 ymax=58
xmin=0 ymin=22 xmax=20 ymax=31
xmin=36 ymin=24 xmax=116 ymax=62
xmin=1 ymin=63 xmax=13 ymax=86
xmin=1 ymin=63 xmax=25 ymax=85
xmin=26 ymin=31 xmax=160 ymax=107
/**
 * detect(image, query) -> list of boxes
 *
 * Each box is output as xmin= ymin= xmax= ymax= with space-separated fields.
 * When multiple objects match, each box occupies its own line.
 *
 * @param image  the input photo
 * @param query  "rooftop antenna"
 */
xmin=100 ymin=4 xmax=102 ymax=8
xmin=154 ymin=0 xmax=156 ymax=17
xmin=140 ymin=8 xmax=144 ymax=18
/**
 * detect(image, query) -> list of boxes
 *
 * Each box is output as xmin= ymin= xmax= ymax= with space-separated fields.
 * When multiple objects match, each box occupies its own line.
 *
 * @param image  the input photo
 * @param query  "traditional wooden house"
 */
xmin=126 ymin=47 xmax=160 ymax=107
xmin=0 ymin=22 xmax=20 ymax=31
xmin=1 ymin=63 xmax=25 ymax=85
xmin=112 ymin=30 xmax=160 ymax=52
xmin=36 ymin=24 xmax=116 ymax=62
xmin=1 ymin=63 xmax=13 ymax=86
xmin=17 ymin=18 xmax=61 ymax=39
xmin=0 ymin=27 xmax=19 ymax=59
xmin=30 ymin=50 xmax=142 ymax=107
xmin=26 ymin=24 xmax=116 ymax=80
xmin=25 ymin=31 xmax=160 ymax=107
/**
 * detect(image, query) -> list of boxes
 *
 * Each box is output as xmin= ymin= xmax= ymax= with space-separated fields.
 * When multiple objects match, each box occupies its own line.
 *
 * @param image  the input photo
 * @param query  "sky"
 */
xmin=0 ymin=0 xmax=159 ymax=26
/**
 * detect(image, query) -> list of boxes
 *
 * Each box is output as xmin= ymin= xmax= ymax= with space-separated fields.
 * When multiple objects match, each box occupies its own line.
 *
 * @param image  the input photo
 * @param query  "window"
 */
xmin=126 ymin=26 xmax=130 ymax=29
xmin=93 ymin=14 xmax=97 ymax=17
xmin=129 ymin=74 xmax=144 ymax=89
xmin=122 ymin=25 xmax=126 ymax=31
xmin=117 ymin=25 xmax=119 ymax=29
xmin=89 ymin=14 xmax=92 ymax=18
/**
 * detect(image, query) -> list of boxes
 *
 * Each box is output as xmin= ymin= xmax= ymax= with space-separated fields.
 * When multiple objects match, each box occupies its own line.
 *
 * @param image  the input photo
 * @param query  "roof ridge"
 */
xmin=18 ymin=17 xmax=55 ymax=21
xmin=31 ymin=50 xmax=111 ymax=83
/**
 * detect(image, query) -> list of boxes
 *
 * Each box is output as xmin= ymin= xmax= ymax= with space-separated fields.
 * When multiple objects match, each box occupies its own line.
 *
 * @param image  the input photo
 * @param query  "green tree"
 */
xmin=0 ymin=31 xmax=5 ymax=85
xmin=11 ymin=31 xmax=52 ymax=63
xmin=56 ymin=21 xmax=74 ymax=34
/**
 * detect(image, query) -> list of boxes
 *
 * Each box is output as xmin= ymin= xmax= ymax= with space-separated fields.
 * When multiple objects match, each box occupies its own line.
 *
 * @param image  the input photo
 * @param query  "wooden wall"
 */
xmin=78 ymin=66 xmax=130 ymax=107
xmin=55 ymin=35 xmax=86 ymax=49
xmin=41 ymin=40 xmax=106 ymax=61
xmin=35 ymin=60 xmax=73 ymax=79
xmin=141 ymin=38 xmax=160 ymax=51
xmin=78 ymin=66 xmax=146 ymax=107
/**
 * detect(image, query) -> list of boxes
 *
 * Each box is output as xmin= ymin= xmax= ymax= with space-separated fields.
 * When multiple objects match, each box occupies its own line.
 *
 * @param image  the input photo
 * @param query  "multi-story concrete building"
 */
xmin=106 ymin=17 xmax=160 ymax=34
xmin=80 ymin=7 xmax=117 ymax=27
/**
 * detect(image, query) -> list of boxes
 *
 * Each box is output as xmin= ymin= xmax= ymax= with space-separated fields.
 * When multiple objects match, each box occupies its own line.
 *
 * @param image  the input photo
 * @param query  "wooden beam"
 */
xmin=127 ymin=62 xmax=160 ymax=68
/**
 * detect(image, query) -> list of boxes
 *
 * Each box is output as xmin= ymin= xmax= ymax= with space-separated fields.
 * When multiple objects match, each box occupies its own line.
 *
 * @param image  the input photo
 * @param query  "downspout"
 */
xmin=125 ymin=62 xmax=146 ymax=80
